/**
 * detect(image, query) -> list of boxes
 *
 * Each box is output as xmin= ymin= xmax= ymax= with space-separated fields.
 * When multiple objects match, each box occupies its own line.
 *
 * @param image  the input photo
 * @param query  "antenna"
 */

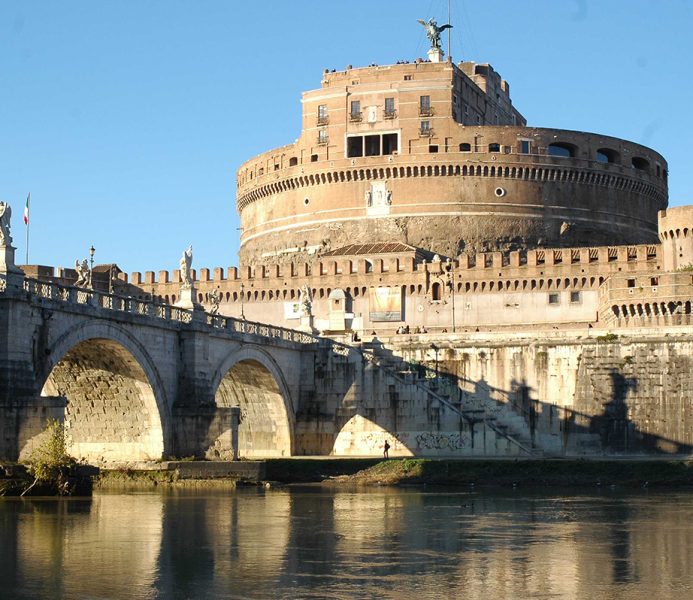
xmin=448 ymin=0 xmax=452 ymax=58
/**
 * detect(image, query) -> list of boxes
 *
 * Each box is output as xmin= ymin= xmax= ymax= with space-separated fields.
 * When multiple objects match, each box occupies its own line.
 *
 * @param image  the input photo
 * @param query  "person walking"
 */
xmin=383 ymin=440 xmax=390 ymax=459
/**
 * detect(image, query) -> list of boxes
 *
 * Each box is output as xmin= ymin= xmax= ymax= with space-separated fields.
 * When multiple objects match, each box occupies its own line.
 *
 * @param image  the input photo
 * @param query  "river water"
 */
xmin=1 ymin=486 xmax=693 ymax=599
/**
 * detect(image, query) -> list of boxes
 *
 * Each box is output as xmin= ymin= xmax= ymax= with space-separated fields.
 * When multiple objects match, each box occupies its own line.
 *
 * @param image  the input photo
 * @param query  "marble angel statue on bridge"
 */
xmin=0 ymin=202 xmax=12 ymax=247
xmin=180 ymin=245 xmax=193 ymax=289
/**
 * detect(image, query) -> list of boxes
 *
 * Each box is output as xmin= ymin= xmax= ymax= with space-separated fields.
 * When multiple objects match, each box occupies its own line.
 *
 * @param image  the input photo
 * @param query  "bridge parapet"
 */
xmin=19 ymin=277 xmax=315 ymax=348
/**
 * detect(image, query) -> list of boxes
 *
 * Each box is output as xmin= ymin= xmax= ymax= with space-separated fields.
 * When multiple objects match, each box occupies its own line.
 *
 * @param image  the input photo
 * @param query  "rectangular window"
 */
xmin=627 ymin=278 xmax=636 ymax=288
xmin=365 ymin=135 xmax=380 ymax=156
xmin=384 ymin=97 xmax=395 ymax=118
xmin=548 ymin=293 xmax=560 ymax=305
xmin=570 ymin=291 xmax=581 ymax=303
xmin=318 ymin=129 xmax=328 ymax=144
xmin=429 ymin=145 xmax=439 ymax=153
xmin=420 ymin=120 xmax=431 ymax=135
xmin=347 ymin=136 xmax=363 ymax=158
xmin=404 ymin=74 xmax=413 ymax=81
xmin=420 ymin=95 xmax=432 ymax=116
xmin=317 ymin=104 xmax=328 ymax=124
xmin=350 ymin=100 xmax=361 ymax=121
xmin=382 ymin=133 xmax=398 ymax=155
xmin=650 ymin=277 xmax=659 ymax=286
xmin=519 ymin=140 xmax=531 ymax=154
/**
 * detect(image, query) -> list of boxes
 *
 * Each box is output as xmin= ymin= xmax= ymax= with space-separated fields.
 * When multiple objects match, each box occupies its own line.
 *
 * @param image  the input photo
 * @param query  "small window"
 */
xmin=429 ymin=145 xmax=439 ymax=153
xmin=364 ymin=260 xmax=373 ymax=273
xmin=548 ymin=293 xmax=560 ymax=305
xmin=318 ymin=129 xmax=328 ymax=144
xmin=404 ymin=74 xmax=413 ymax=81
xmin=384 ymin=97 xmax=395 ymax=118
xmin=650 ymin=277 xmax=659 ymax=286
xmin=310 ymin=154 xmax=318 ymax=162
xmin=570 ymin=291 xmax=581 ymax=303
xmin=317 ymin=104 xmax=328 ymax=124
xmin=459 ymin=143 xmax=471 ymax=152
xmin=548 ymin=143 xmax=576 ymax=158
xmin=420 ymin=95 xmax=432 ymax=116
xmin=489 ymin=143 xmax=501 ymax=153
xmin=596 ymin=148 xmax=618 ymax=164
xmin=519 ymin=140 xmax=531 ymax=154
xmin=632 ymin=157 xmax=650 ymax=172
xmin=420 ymin=120 xmax=431 ymax=135
xmin=431 ymin=282 xmax=442 ymax=301
xmin=627 ymin=278 xmax=636 ymax=288
xmin=289 ymin=157 xmax=298 ymax=167
xmin=350 ymin=100 xmax=361 ymax=120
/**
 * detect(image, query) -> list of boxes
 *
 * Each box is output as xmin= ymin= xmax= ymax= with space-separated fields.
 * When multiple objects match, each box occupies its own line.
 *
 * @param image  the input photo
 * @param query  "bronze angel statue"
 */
xmin=417 ymin=18 xmax=452 ymax=50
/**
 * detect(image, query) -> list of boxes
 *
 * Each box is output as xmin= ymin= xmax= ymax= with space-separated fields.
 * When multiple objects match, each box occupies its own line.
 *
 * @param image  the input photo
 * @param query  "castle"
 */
xmin=20 ymin=41 xmax=693 ymax=457
xmin=32 ymin=49 xmax=691 ymax=337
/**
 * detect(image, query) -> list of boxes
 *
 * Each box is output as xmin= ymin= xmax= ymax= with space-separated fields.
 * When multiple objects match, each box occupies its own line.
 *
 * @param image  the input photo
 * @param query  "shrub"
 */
xmin=22 ymin=419 xmax=77 ymax=496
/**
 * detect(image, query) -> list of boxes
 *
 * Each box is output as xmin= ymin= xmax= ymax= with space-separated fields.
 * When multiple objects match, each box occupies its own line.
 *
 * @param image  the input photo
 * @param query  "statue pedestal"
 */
xmin=428 ymin=47 xmax=444 ymax=63
xmin=0 ymin=245 xmax=24 ymax=278
xmin=175 ymin=286 xmax=203 ymax=311
xmin=297 ymin=314 xmax=317 ymax=335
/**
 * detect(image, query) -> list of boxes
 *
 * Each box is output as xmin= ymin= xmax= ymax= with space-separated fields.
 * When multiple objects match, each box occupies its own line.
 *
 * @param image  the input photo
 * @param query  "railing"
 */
xmin=349 ymin=112 xmax=362 ymax=122
xmin=419 ymin=127 xmax=433 ymax=137
xmin=383 ymin=109 xmax=397 ymax=120
xmin=317 ymin=115 xmax=329 ymax=126
xmin=419 ymin=107 xmax=434 ymax=117
xmin=21 ymin=277 xmax=314 ymax=344
xmin=317 ymin=135 xmax=329 ymax=146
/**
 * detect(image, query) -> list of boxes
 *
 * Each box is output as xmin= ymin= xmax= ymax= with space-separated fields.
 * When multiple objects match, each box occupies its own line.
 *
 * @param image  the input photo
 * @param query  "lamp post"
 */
xmin=88 ymin=245 xmax=95 ymax=289
xmin=430 ymin=343 xmax=439 ymax=387
xmin=445 ymin=260 xmax=456 ymax=333
xmin=240 ymin=282 xmax=245 ymax=319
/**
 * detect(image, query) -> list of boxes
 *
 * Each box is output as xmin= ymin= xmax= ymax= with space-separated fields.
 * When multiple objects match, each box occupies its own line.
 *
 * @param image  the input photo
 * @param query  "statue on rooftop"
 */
xmin=417 ymin=18 xmax=452 ymax=51
xmin=180 ymin=245 xmax=193 ymax=289
xmin=0 ymin=202 xmax=12 ymax=247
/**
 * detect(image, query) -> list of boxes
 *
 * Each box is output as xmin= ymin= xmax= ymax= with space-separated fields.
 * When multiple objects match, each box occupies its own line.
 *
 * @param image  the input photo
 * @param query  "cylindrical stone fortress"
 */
xmin=236 ymin=59 xmax=668 ymax=264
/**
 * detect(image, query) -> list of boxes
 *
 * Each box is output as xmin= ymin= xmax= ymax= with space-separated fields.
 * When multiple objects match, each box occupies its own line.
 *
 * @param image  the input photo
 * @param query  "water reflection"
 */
xmin=1 ymin=488 xmax=693 ymax=599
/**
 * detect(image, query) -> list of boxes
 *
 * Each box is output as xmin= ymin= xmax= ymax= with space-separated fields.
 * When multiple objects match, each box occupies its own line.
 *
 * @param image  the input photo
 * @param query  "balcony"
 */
xmin=349 ymin=111 xmax=363 ymax=123
xmin=317 ymin=135 xmax=329 ymax=146
xmin=419 ymin=107 xmax=434 ymax=117
xmin=383 ymin=109 xmax=397 ymax=120
xmin=419 ymin=127 xmax=433 ymax=137
xmin=317 ymin=115 xmax=329 ymax=126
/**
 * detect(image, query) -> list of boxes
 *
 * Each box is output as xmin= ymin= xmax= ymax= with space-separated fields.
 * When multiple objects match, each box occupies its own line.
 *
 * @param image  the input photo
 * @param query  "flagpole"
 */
xmin=24 ymin=193 xmax=30 ymax=265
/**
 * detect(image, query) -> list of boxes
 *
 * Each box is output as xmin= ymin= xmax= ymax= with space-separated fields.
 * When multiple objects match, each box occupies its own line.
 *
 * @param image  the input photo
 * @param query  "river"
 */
xmin=1 ymin=486 xmax=692 ymax=599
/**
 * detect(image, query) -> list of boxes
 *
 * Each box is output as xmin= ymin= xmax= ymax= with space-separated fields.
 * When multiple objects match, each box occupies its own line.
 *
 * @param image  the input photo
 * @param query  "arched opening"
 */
xmin=38 ymin=338 xmax=165 ymax=463
xmin=596 ymin=148 xmax=619 ymax=164
xmin=632 ymin=156 xmax=650 ymax=172
xmin=214 ymin=358 xmax=292 ymax=458
xmin=548 ymin=142 xmax=577 ymax=158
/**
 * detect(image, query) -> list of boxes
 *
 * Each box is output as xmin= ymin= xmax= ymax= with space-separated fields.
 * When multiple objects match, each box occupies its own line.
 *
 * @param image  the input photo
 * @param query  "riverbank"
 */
xmin=6 ymin=458 xmax=693 ymax=494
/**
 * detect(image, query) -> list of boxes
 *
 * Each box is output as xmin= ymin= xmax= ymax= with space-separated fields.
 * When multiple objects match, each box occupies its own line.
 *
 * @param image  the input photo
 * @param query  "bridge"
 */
xmin=0 ymin=250 xmax=529 ymax=463
xmin=0 ymin=264 xmax=318 ymax=463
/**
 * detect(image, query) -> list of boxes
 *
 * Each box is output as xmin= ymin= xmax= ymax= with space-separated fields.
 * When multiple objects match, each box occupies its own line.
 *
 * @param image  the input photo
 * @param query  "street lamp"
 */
xmin=445 ymin=260 xmax=456 ymax=333
xmin=430 ymin=343 xmax=439 ymax=386
xmin=88 ymin=245 xmax=95 ymax=289
xmin=239 ymin=282 xmax=245 ymax=319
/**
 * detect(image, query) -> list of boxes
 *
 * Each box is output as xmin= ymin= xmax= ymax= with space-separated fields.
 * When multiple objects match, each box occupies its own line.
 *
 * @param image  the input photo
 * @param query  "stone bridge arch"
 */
xmin=211 ymin=346 xmax=294 ymax=458
xmin=35 ymin=320 xmax=171 ymax=463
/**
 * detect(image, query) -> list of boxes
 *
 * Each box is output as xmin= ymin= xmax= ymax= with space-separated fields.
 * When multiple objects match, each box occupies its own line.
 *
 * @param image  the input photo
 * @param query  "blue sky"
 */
xmin=1 ymin=0 xmax=691 ymax=274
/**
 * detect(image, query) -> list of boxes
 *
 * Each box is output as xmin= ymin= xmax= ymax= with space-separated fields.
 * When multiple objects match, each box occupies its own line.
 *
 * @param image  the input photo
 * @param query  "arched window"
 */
xmin=459 ymin=143 xmax=471 ymax=152
xmin=632 ymin=157 xmax=650 ymax=172
xmin=596 ymin=148 xmax=618 ymax=164
xmin=548 ymin=143 xmax=576 ymax=158
xmin=431 ymin=282 xmax=442 ymax=301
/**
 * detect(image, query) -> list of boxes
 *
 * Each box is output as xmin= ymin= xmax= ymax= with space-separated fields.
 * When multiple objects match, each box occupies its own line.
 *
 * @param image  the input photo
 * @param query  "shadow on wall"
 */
xmin=363 ymin=338 xmax=692 ymax=456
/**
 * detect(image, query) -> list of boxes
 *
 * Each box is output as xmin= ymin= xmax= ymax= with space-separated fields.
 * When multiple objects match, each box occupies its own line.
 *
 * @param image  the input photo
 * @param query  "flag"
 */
xmin=23 ymin=193 xmax=30 ymax=225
